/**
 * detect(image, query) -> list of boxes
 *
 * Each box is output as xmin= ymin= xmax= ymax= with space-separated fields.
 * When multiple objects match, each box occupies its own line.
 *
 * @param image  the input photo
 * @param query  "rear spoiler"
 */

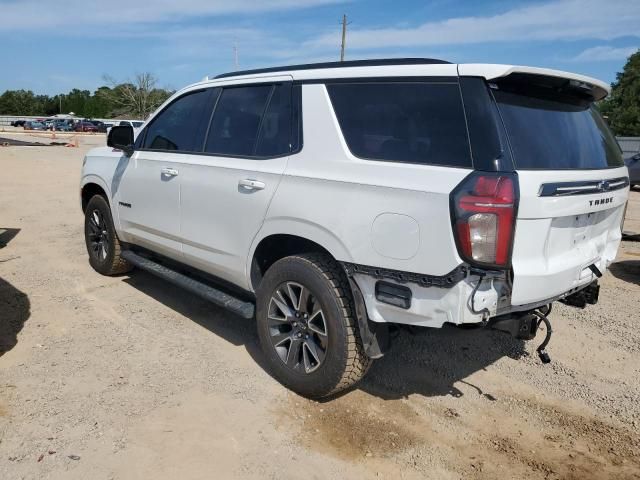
xmin=457 ymin=64 xmax=609 ymax=101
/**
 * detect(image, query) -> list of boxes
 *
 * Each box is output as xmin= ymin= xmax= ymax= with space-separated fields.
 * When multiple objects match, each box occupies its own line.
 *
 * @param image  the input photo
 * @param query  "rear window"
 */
xmin=494 ymin=91 xmax=623 ymax=169
xmin=327 ymin=82 xmax=472 ymax=167
xmin=205 ymin=85 xmax=272 ymax=157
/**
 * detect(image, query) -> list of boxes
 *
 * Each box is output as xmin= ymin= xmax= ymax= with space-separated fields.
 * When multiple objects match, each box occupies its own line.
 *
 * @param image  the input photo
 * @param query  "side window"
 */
xmin=327 ymin=82 xmax=472 ymax=167
xmin=143 ymin=89 xmax=214 ymax=152
xmin=459 ymin=77 xmax=513 ymax=171
xmin=255 ymin=84 xmax=292 ymax=156
xmin=204 ymin=85 xmax=272 ymax=157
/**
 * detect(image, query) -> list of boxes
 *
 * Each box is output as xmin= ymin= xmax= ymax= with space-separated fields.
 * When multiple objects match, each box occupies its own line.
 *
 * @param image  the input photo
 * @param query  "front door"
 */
xmin=114 ymin=150 xmax=183 ymax=259
xmin=114 ymin=87 xmax=217 ymax=260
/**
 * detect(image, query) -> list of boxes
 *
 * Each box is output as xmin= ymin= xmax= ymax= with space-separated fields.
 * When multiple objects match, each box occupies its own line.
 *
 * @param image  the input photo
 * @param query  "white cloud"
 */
xmin=0 ymin=0 xmax=344 ymax=31
xmin=306 ymin=0 xmax=640 ymax=50
xmin=574 ymin=46 xmax=638 ymax=62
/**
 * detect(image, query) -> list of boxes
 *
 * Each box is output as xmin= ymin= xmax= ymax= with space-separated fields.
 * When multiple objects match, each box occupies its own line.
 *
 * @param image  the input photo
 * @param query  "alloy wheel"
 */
xmin=267 ymin=282 xmax=328 ymax=374
xmin=87 ymin=209 xmax=109 ymax=262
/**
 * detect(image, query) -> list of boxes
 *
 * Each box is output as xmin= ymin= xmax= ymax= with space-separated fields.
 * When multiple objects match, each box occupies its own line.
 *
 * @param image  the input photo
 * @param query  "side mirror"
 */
xmin=107 ymin=125 xmax=135 ymax=155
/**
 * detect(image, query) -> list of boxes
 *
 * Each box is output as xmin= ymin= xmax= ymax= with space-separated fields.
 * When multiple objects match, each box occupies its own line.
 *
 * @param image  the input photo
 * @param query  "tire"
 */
xmin=84 ymin=195 xmax=132 ymax=276
xmin=256 ymin=253 xmax=372 ymax=399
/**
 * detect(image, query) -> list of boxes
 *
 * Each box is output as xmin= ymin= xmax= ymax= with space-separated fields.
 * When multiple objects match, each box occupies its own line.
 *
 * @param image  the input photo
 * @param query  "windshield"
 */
xmin=494 ymin=90 xmax=623 ymax=170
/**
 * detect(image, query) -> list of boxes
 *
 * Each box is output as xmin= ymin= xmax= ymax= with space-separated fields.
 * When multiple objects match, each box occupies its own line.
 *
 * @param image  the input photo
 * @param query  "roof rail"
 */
xmin=213 ymin=58 xmax=451 ymax=79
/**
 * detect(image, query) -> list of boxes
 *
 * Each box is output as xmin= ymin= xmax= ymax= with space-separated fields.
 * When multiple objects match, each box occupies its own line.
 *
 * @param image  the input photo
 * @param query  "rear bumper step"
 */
xmin=121 ymin=250 xmax=255 ymax=319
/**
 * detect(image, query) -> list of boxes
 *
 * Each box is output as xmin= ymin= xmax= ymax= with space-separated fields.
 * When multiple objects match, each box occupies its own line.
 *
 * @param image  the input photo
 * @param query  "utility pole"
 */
xmin=233 ymin=43 xmax=239 ymax=69
xmin=340 ymin=14 xmax=347 ymax=62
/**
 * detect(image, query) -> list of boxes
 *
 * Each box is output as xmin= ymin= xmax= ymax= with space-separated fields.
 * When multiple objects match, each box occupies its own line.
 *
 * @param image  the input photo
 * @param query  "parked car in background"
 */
xmin=106 ymin=120 xmax=144 ymax=137
xmin=11 ymin=120 xmax=26 ymax=127
xmin=88 ymin=120 xmax=108 ymax=133
xmin=74 ymin=121 xmax=98 ymax=133
xmin=52 ymin=120 xmax=73 ymax=132
xmin=24 ymin=121 xmax=45 ymax=130
xmin=119 ymin=120 xmax=144 ymax=129
xmin=625 ymin=154 xmax=640 ymax=188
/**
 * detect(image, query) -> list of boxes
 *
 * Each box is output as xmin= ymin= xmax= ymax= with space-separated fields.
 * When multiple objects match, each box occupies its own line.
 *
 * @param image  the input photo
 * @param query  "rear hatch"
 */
xmin=492 ymin=74 xmax=628 ymax=306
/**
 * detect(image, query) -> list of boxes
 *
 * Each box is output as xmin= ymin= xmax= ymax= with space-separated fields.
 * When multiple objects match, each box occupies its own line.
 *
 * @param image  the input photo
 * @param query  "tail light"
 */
xmin=451 ymin=172 xmax=518 ymax=269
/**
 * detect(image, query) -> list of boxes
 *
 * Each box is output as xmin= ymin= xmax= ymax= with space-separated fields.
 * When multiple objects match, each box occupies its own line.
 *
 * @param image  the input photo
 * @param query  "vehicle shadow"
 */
xmin=123 ymin=269 xmax=527 ymax=401
xmin=0 ymin=228 xmax=20 ymax=248
xmin=0 ymin=278 xmax=30 ymax=357
xmin=1 ymin=227 xmax=29 ymax=357
xmin=356 ymin=325 xmax=526 ymax=401
xmin=609 ymin=260 xmax=640 ymax=286
xmin=122 ymin=271 xmax=269 ymax=371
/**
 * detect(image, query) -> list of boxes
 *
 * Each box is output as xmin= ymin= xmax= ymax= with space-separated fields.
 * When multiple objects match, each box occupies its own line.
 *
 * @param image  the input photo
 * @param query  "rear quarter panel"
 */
xmin=254 ymin=83 xmax=469 ymax=277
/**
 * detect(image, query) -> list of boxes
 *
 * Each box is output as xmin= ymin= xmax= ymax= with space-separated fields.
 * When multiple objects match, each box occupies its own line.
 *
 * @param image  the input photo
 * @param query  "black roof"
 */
xmin=214 ymin=58 xmax=451 ymax=79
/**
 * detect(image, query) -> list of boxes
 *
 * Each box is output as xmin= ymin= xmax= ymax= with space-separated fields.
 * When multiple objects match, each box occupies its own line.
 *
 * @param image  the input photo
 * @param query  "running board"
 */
xmin=121 ymin=250 xmax=255 ymax=319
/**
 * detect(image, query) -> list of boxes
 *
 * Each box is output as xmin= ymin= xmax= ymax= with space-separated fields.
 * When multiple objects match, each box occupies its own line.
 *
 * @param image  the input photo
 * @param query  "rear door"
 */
xmin=492 ymin=79 xmax=628 ymax=306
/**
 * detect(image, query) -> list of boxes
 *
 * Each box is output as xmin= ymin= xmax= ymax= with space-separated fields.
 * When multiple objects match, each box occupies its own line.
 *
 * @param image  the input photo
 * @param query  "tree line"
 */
xmin=0 ymin=73 xmax=173 ymax=120
xmin=1 ymin=57 xmax=639 ymax=134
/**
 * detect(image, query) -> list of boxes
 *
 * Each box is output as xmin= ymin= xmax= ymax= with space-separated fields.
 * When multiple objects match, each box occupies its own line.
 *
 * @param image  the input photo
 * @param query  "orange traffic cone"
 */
xmin=51 ymin=127 xmax=56 ymax=140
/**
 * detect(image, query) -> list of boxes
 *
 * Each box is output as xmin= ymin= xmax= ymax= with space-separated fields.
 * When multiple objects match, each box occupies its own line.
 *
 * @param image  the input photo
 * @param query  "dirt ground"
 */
xmin=1 ymin=132 xmax=639 ymax=480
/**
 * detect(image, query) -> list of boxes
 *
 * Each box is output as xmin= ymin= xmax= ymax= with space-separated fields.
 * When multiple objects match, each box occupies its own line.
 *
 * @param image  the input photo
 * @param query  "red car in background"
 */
xmin=74 ymin=121 xmax=98 ymax=133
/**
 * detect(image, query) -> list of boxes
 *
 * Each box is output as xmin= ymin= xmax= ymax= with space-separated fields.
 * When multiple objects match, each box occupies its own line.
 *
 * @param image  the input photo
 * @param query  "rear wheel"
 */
xmin=84 ymin=195 xmax=132 ymax=276
xmin=256 ymin=253 xmax=371 ymax=399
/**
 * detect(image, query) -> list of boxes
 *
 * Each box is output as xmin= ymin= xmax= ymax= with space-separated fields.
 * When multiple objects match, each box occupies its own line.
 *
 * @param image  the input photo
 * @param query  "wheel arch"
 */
xmin=81 ymin=175 xmax=124 ymax=235
xmin=247 ymin=220 xmax=353 ymax=292
xmin=81 ymin=175 xmax=112 ymax=212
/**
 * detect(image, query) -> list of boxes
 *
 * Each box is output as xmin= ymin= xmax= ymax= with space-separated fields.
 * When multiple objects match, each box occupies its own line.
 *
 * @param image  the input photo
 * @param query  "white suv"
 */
xmin=80 ymin=59 xmax=629 ymax=398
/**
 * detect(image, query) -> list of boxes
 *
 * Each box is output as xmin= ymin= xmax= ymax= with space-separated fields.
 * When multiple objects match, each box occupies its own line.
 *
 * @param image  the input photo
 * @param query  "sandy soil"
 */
xmin=1 ymin=136 xmax=639 ymax=479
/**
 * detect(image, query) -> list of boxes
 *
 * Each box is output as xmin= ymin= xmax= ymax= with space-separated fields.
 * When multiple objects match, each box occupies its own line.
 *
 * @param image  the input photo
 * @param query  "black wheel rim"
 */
xmin=267 ymin=281 xmax=328 ymax=374
xmin=87 ymin=209 xmax=109 ymax=262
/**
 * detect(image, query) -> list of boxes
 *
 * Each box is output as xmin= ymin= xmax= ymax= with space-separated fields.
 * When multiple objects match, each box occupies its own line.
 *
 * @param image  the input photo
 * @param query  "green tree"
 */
xmin=0 ymin=90 xmax=40 ymax=115
xmin=0 ymin=73 xmax=173 ymax=118
xmin=64 ymin=89 xmax=91 ymax=116
xmin=88 ymin=86 xmax=115 ymax=117
xmin=599 ymin=49 xmax=640 ymax=136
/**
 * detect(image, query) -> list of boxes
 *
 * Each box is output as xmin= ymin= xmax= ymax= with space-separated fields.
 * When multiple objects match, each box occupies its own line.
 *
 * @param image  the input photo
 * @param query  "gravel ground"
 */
xmin=1 ymin=135 xmax=639 ymax=479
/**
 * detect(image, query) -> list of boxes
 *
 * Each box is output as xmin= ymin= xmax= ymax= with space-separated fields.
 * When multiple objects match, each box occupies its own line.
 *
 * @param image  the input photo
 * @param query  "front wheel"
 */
xmin=256 ymin=253 xmax=371 ymax=399
xmin=84 ymin=195 xmax=132 ymax=276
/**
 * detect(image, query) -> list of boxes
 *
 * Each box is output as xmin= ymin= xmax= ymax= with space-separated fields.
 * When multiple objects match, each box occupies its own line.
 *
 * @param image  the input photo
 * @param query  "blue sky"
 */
xmin=0 ymin=0 xmax=638 ymax=95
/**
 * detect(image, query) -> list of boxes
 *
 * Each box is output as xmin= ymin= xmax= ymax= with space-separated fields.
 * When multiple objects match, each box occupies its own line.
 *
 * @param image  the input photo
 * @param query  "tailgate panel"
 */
xmin=510 ymin=167 xmax=628 ymax=306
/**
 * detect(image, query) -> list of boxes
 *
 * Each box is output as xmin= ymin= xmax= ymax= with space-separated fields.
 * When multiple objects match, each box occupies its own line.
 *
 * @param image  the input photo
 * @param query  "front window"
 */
xmin=143 ymin=89 xmax=214 ymax=152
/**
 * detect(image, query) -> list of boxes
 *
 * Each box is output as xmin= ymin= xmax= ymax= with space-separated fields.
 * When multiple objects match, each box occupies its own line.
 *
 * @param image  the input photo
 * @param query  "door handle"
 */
xmin=238 ymin=179 xmax=265 ymax=191
xmin=161 ymin=167 xmax=179 ymax=177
